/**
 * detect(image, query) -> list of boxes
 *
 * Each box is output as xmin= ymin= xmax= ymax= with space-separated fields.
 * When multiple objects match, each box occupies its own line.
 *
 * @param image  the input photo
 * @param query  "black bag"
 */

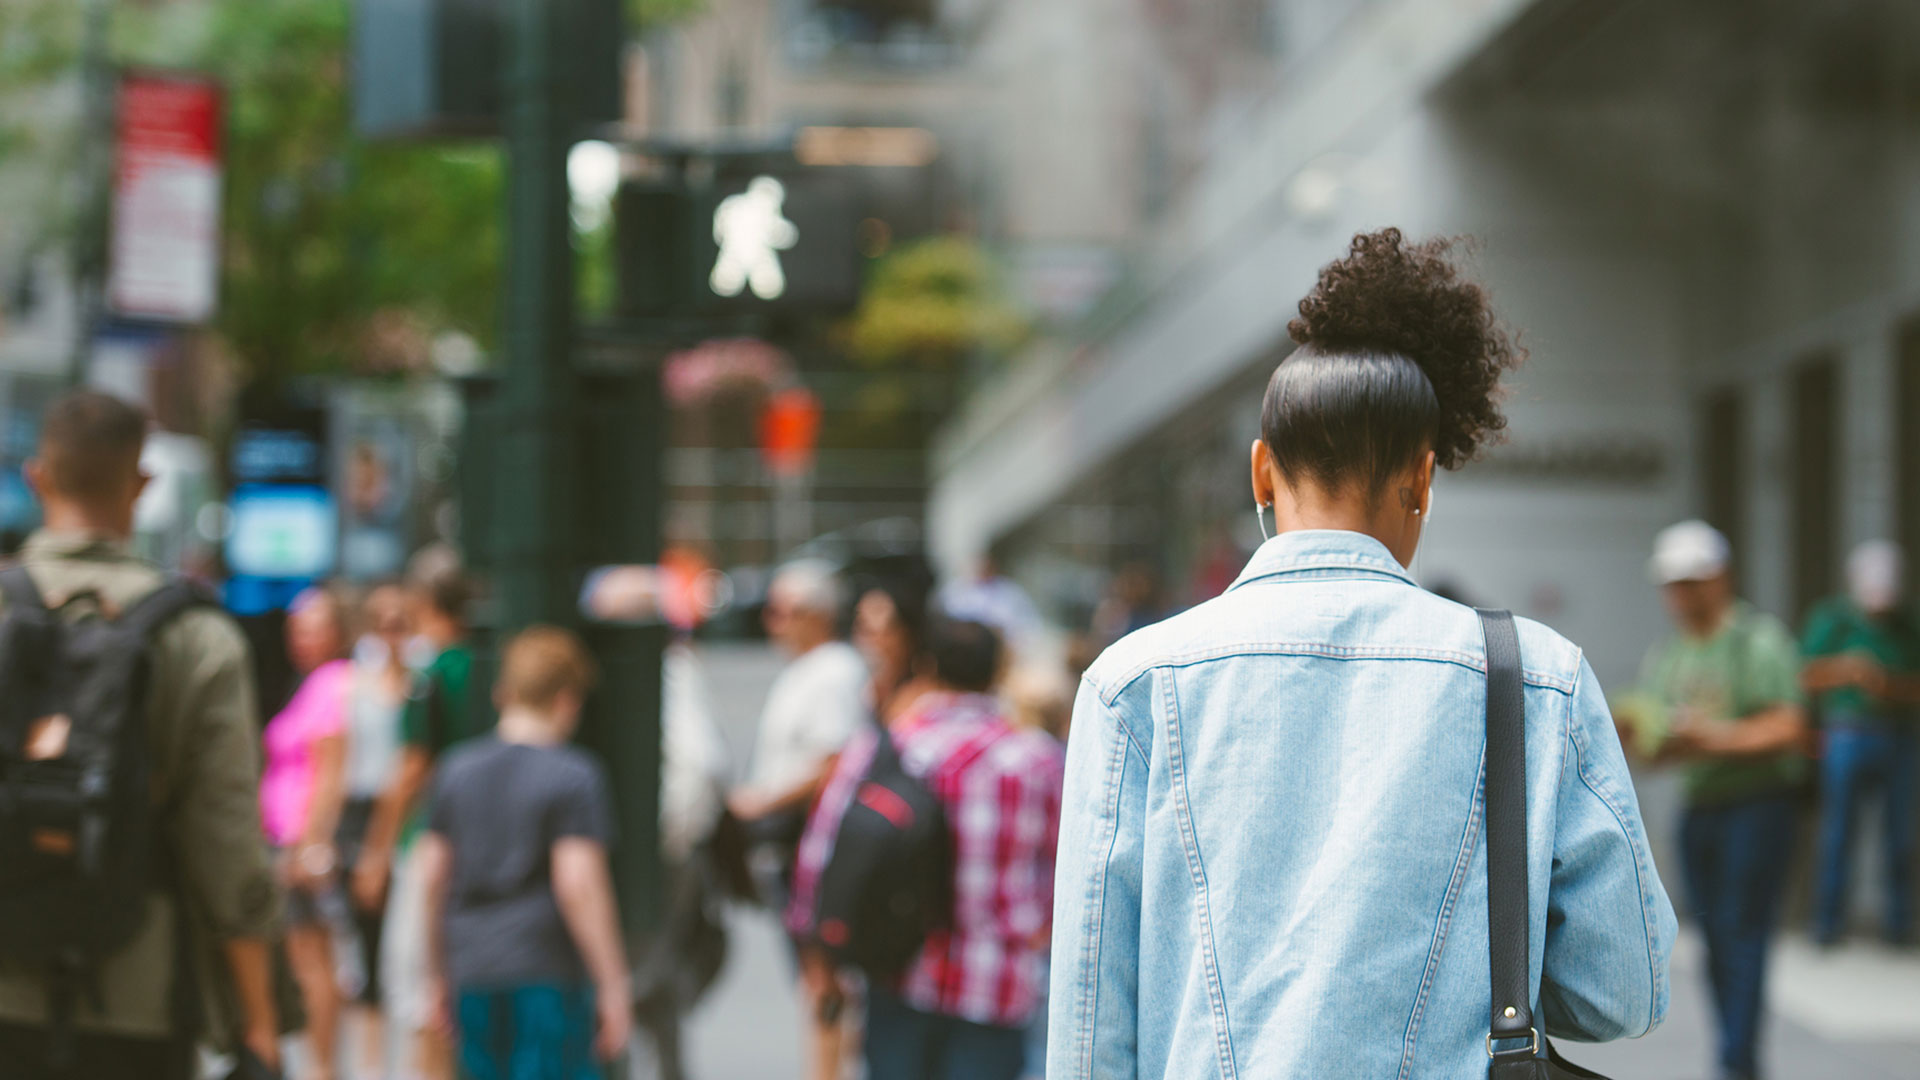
xmin=808 ymin=721 xmax=953 ymax=977
xmin=1478 ymin=609 xmax=1614 ymax=1080
xmin=0 ymin=566 xmax=208 ymax=1061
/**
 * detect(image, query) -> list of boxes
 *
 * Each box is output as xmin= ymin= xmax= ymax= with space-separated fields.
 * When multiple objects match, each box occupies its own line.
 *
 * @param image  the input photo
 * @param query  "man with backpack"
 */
xmin=789 ymin=617 xmax=1064 ymax=1080
xmin=0 ymin=391 xmax=282 ymax=1079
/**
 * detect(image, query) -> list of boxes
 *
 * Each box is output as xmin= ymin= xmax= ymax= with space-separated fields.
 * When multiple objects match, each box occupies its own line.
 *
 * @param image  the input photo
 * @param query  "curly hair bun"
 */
xmin=1286 ymin=228 xmax=1521 ymax=468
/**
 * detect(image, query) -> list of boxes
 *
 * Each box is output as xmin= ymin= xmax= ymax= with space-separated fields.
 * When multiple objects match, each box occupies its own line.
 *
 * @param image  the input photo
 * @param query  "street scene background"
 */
xmin=4 ymin=0 xmax=1920 ymax=1077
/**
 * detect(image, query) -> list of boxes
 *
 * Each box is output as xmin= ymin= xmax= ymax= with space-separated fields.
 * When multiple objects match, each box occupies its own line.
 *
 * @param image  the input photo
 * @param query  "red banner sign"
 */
xmin=107 ymin=73 xmax=224 ymax=323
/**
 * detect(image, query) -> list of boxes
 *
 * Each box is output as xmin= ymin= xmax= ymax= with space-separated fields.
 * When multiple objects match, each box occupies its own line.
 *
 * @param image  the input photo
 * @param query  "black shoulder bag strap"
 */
xmin=1479 ymin=608 xmax=1538 ymax=1078
xmin=1479 ymin=609 xmax=1614 ymax=1080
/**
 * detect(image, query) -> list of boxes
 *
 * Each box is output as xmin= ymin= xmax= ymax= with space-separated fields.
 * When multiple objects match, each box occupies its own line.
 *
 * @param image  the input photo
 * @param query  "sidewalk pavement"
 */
xmin=1578 ymin=930 xmax=1920 ymax=1080
xmin=669 ymin=643 xmax=806 ymax=1080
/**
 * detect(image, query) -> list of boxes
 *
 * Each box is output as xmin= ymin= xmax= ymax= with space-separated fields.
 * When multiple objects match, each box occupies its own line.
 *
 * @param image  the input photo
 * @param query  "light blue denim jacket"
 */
xmin=1049 ymin=530 xmax=1676 ymax=1079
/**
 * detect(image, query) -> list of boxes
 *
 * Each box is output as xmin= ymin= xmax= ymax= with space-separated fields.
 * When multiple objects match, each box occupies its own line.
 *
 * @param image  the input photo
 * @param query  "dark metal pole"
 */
xmin=498 ymin=0 xmax=579 ymax=630
xmin=66 ymin=0 xmax=113 ymax=388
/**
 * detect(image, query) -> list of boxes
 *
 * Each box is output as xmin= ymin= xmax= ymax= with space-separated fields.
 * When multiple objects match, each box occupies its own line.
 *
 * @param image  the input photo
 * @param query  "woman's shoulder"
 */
xmin=1507 ymin=613 xmax=1589 ymax=696
xmin=1078 ymin=588 xmax=1588 ymax=702
xmin=1078 ymin=595 xmax=1242 ymax=703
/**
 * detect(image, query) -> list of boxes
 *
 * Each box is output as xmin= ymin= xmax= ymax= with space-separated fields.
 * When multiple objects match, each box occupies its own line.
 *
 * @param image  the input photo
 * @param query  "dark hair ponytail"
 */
xmin=1262 ymin=228 xmax=1521 ymax=496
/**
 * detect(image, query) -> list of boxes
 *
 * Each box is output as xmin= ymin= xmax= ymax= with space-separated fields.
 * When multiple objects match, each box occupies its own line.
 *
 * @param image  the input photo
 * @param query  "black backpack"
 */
xmin=809 ymin=721 xmax=955 ymax=977
xmin=0 ymin=565 xmax=209 ymax=1059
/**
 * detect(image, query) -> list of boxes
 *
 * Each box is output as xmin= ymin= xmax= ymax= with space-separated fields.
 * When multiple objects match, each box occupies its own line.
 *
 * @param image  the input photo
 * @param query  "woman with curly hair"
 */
xmin=1048 ymin=230 xmax=1676 ymax=1078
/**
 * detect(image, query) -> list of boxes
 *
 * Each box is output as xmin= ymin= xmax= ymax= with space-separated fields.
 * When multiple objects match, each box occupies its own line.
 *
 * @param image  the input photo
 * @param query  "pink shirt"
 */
xmin=259 ymin=659 xmax=351 ymax=846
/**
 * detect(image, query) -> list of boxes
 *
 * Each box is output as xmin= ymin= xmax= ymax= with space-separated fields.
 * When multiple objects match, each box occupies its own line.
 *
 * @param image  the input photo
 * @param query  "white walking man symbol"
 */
xmin=710 ymin=176 xmax=799 ymax=301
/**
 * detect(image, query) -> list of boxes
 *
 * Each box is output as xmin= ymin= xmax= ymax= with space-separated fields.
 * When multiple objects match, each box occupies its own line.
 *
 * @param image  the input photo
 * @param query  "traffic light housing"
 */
xmin=352 ymin=0 xmax=624 ymax=140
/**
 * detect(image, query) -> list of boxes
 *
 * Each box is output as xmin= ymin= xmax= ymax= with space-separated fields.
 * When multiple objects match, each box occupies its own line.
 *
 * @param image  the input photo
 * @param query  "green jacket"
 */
xmin=1800 ymin=596 xmax=1920 ymax=722
xmin=0 ymin=531 xmax=280 ymax=1047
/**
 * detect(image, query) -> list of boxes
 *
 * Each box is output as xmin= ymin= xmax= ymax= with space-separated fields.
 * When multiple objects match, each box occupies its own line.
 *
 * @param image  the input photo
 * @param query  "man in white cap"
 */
xmin=1800 ymin=539 xmax=1919 ymax=946
xmin=1621 ymin=520 xmax=1808 ymax=1080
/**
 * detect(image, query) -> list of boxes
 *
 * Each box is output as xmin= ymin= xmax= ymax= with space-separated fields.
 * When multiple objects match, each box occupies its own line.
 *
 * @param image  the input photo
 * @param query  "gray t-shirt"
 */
xmin=429 ymin=736 xmax=615 ymax=990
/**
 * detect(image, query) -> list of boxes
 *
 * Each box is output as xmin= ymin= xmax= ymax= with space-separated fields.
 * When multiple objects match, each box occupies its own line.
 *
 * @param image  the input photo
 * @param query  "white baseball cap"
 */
xmin=1649 ymin=520 xmax=1731 ymax=585
xmin=1848 ymin=540 xmax=1904 ymax=612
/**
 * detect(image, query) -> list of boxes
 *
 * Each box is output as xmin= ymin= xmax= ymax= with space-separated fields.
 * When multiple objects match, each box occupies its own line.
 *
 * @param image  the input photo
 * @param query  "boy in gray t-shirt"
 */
xmin=419 ymin=627 xmax=632 ymax=1076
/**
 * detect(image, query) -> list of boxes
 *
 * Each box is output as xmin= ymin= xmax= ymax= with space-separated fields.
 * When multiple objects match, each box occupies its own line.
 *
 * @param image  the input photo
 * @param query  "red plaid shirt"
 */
xmin=787 ymin=691 xmax=1065 ymax=1027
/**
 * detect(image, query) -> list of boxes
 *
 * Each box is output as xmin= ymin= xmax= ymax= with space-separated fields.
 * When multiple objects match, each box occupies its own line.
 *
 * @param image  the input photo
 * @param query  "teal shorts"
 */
xmin=456 ymin=984 xmax=598 ymax=1080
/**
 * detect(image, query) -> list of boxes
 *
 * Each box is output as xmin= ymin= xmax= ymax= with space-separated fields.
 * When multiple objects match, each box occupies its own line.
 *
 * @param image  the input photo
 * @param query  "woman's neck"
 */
xmin=1270 ymin=494 xmax=1421 ymax=567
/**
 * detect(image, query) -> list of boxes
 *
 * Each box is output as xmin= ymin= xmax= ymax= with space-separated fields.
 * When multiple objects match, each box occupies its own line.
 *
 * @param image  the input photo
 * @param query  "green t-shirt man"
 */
xmin=1800 ymin=597 xmax=1920 ymax=723
xmin=1639 ymin=602 xmax=1807 ymax=806
xmin=397 ymin=642 xmax=480 ymax=844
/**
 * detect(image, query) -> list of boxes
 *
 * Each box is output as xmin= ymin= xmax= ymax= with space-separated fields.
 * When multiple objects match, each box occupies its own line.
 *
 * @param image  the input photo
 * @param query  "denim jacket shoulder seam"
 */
xmin=1159 ymin=670 xmax=1239 ymax=1080
xmin=1083 ymin=674 xmax=1149 ymax=763
xmin=1096 ymin=648 xmax=1577 ymax=702
xmin=1567 ymin=667 xmax=1664 ymax=1038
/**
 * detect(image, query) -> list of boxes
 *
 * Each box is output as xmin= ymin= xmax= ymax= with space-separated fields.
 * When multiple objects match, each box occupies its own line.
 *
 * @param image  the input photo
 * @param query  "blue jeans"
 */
xmin=865 ymin=986 xmax=1026 ymax=1080
xmin=456 ymin=984 xmax=599 ymax=1080
xmin=1814 ymin=724 xmax=1917 ymax=943
xmin=1680 ymin=796 xmax=1797 ymax=1080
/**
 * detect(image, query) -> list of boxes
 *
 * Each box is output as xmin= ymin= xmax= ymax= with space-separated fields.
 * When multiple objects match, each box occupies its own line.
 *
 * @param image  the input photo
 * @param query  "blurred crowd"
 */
xmin=3 ymin=390 xmax=1916 ymax=1080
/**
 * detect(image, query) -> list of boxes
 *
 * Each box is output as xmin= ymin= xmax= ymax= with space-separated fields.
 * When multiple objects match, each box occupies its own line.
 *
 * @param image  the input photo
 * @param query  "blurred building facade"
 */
xmin=929 ymin=0 xmax=1920 ymax=686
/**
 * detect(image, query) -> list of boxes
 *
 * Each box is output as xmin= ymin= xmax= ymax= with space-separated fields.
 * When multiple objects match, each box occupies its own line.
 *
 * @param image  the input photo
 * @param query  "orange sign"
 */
xmin=759 ymin=387 xmax=821 ymax=476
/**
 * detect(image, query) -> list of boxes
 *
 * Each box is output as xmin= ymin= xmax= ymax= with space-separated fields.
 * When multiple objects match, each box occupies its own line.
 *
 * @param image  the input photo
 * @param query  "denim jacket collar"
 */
xmin=1227 ymin=529 xmax=1418 ymax=592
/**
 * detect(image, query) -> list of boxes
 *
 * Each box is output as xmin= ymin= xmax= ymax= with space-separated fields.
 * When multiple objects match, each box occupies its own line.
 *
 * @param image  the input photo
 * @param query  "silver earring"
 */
xmin=1255 ymin=502 xmax=1270 ymax=541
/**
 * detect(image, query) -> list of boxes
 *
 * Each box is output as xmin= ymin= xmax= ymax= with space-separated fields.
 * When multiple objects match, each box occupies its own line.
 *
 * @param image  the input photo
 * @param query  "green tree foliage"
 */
xmin=631 ymin=0 xmax=708 ymax=30
xmin=0 ymin=1 xmax=85 ymax=225
xmin=835 ymin=236 xmax=1028 ymax=442
xmin=845 ymin=236 xmax=1026 ymax=369
xmin=135 ymin=0 xmax=503 ymax=381
xmin=5 ymin=0 xmax=719 ymax=382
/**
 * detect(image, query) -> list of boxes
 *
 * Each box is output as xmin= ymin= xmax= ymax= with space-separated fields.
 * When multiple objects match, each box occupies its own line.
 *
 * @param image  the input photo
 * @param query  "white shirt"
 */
xmin=660 ymin=643 xmax=732 ymax=862
xmin=344 ymin=644 xmax=407 ymax=799
xmin=748 ymin=639 xmax=868 ymax=795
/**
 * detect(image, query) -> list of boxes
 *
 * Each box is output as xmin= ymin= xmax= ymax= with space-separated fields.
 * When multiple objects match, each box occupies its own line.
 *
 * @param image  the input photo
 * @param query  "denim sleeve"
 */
xmin=1541 ymin=658 xmax=1678 ymax=1042
xmin=1048 ymin=678 xmax=1149 ymax=1080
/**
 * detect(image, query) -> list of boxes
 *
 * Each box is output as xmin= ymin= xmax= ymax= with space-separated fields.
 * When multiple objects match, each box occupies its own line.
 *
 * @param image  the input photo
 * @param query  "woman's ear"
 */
xmin=1397 ymin=450 xmax=1438 ymax=515
xmin=1249 ymin=439 xmax=1276 ymax=508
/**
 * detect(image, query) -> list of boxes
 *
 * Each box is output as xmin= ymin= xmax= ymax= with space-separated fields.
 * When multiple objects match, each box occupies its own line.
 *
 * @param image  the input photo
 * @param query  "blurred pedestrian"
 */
xmin=790 ymin=619 xmax=1064 ymax=1080
xmin=0 ymin=391 xmax=282 ymax=1079
xmin=420 ymin=626 xmax=633 ymax=1078
xmin=630 ymin=633 xmax=734 ymax=1080
xmin=261 ymin=585 xmax=355 ymax=1080
xmin=1052 ymin=230 xmax=1674 ymax=1078
xmin=937 ymin=540 xmax=1044 ymax=653
xmin=339 ymin=581 xmax=415 ymax=1073
xmin=1003 ymin=662 xmax=1073 ymax=743
xmin=575 ymin=559 xmax=737 ymax=1080
xmin=1802 ymin=539 xmax=1920 ymax=945
xmin=1089 ymin=562 xmax=1163 ymax=647
xmin=353 ymin=569 xmax=478 ymax=1080
xmin=1623 ymin=519 xmax=1809 ymax=1080
xmin=999 ymin=661 xmax=1073 ymax=1080
xmin=853 ymin=578 xmax=932 ymax=723
xmin=731 ymin=560 xmax=867 ymax=1080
